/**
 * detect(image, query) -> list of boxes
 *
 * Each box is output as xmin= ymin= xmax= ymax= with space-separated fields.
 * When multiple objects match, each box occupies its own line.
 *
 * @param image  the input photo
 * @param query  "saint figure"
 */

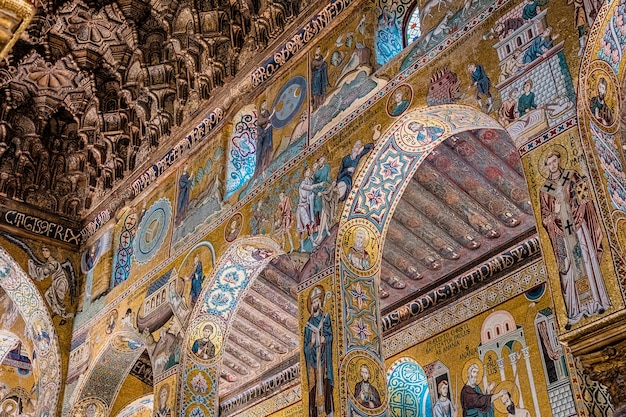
xmin=189 ymin=255 xmax=204 ymax=306
xmin=347 ymin=229 xmax=371 ymax=271
xmin=311 ymin=46 xmax=330 ymax=112
xmin=177 ymin=164 xmax=193 ymax=224
xmin=539 ymin=150 xmax=610 ymax=329
xmin=304 ymin=286 xmax=334 ymax=417
xmin=255 ymin=100 xmax=275 ymax=178
xmin=155 ymin=385 xmax=172 ymax=417
xmin=354 ymin=364 xmax=381 ymax=409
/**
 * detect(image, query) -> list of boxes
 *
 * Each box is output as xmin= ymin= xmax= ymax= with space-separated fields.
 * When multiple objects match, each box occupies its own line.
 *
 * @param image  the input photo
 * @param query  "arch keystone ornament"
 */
xmin=333 ymin=105 xmax=506 ymax=416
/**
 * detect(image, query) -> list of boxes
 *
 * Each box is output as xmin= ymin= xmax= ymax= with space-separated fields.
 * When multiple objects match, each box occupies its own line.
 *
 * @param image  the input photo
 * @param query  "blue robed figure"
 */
xmin=304 ymin=286 xmax=334 ymax=417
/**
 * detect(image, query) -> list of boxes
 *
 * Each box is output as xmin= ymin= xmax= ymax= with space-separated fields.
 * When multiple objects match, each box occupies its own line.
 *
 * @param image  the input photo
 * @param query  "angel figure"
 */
xmin=28 ymin=246 xmax=76 ymax=325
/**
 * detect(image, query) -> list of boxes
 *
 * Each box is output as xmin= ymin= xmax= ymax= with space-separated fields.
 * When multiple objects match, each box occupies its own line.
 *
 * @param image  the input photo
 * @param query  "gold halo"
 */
xmin=537 ymin=144 xmax=569 ymax=180
xmin=461 ymin=358 xmax=484 ymax=385
xmin=493 ymin=380 xmax=520 ymax=414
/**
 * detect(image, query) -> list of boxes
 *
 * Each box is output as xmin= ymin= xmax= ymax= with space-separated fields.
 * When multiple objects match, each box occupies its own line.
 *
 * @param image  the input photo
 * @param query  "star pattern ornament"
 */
xmin=349 ymin=282 xmax=371 ymax=310
xmin=350 ymin=318 xmax=372 ymax=343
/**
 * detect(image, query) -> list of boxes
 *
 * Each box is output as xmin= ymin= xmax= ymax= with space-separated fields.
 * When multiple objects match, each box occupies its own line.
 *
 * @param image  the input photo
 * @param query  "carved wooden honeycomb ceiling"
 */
xmin=0 ymin=0 xmax=307 ymax=225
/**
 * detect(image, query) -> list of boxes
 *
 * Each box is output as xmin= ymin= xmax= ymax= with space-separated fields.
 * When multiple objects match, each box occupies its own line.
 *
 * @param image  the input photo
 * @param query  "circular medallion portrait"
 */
xmin=398 ymin=118 xmax=446 ymax=152
xmin=387 ymin=84 xmax=413 ymax=117
xmin=225 ymin=213 xmax=243 ymax=242
xmin=341 ymin=220 xmax=380 ymax=275
xmin=188 ymin=320 xmax=222 ymax=363
xmin=346 ymin=355 xmax=386 ymax=413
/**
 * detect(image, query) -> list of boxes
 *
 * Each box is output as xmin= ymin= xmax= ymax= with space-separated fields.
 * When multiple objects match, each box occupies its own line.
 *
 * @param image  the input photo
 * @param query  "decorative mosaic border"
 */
xmin=517 ymin=117 xmax=578 ymax=156
xmin=383 ymin=258 xmax=547 ymax=358
xmin=229 ymin=384 xmax=302 ymax=417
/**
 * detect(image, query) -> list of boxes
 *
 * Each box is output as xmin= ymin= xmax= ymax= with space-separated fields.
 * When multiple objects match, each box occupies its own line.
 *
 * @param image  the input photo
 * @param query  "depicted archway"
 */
xmin=178 ymin=236 xmax=283 ymax=417
xmin=332 ymin=105 xmax=505 ymax=416
xmin=68 ymin=330 xmax=151 ymax=417
xmin=0 ymin=246 xmax=62 ymax=417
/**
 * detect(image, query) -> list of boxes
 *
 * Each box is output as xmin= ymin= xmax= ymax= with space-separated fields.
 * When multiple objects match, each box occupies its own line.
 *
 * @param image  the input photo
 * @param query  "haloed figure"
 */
xmin=354 ymin=364 xmax=381 ymax=409
xmin=304 ymin=286 xmax=334 ymax=417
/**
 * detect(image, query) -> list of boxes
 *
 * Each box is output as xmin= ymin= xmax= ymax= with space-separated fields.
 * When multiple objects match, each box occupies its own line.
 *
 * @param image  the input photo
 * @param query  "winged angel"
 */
xmin=1 ymin=233 xmax=79 ymax=325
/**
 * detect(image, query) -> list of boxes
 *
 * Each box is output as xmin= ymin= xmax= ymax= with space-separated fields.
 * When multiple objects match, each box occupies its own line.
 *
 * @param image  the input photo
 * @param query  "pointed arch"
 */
xmin=179 ymin=236 xmax=283 ymax=417
xmin=333 ymin=105 xmax=505 ymax=415
xmin=0 ymin=246 xmax=62 ymax=416
xmin=68 ymin=330 xmax=151 ymax=417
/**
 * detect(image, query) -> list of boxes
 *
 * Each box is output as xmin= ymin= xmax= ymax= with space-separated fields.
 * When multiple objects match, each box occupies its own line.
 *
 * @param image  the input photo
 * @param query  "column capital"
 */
xmin=576 ymin=337 xmax=626 ymax=417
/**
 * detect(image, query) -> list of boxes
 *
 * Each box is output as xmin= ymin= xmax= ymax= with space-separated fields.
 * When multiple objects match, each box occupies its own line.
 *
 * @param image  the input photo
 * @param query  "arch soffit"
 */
xmin=179 ymin=235 xmax=283 ymax=417
xmin=0 ymin=246 xmax=62 ymax=417
xmin=68 ymin=330 xmax=149 ymax=416
xmin=335 ymin=105 xmax=506 ymax=352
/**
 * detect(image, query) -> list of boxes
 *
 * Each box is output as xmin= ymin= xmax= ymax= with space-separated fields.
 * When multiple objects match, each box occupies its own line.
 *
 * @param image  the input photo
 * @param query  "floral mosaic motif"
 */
xmin=387 ymin=358 xmax=432 ymax=417
xmin=598 ymin=0 xmax=626 ymax=72
xmin=191 ymin=373 xmax=209 ymax=393
xmin=350 ymin=318 xmax=373 ymax=344
xmin=589 ymin=121 xmax=626 ymax=211
xmin=111 ymin=211 xmax=137 ymax=287
xmin=348 ymin=283 xmax=372 ymax=310
xmin=225 ymin=107 xmax=257 ymax=199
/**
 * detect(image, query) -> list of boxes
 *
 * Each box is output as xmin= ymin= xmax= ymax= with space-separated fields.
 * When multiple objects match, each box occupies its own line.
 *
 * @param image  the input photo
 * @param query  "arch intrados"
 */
xmin=0 ymin=245 xmax=62 ymax=417
xmin=68 ymin=329 xmax=152 ymax=416
xmin=179 ymin=235 xmax=284 ymax=416
xmin=334 ymin=105 xmax=508 ymax=411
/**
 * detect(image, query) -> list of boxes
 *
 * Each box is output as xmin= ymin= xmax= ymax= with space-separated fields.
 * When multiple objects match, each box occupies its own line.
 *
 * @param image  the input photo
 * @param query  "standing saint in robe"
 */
xmin=540 ymin=150 xmax=610 ymax=329
xmin=255 ymin=100 xmax=276 ymax=178
xmin=177 ymin=164 xmax=193 ymax=224
xmin=188 ymin=254 xmax=204 ymax=306
xmin=304 ymin=286 xmax=334 ymax=417
xmin=311 ymin=46 xmax=330 ymax=112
